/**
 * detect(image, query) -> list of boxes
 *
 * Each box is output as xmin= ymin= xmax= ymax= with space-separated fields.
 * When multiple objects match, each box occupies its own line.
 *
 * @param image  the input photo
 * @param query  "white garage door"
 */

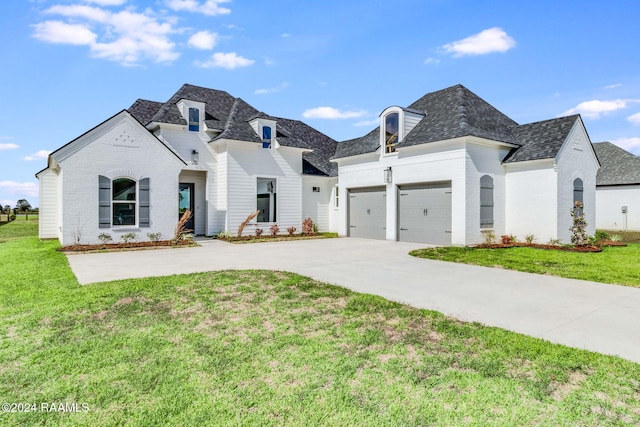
xmin=348 ymin=187 xmax=386 ymax=240
xmin=398 ymin=182 xmax=452 ymax=245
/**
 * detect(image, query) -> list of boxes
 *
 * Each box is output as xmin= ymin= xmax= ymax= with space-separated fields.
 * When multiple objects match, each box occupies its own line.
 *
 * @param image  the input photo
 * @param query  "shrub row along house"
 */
xmin=38 ymin=84 xmax=601 ymax=246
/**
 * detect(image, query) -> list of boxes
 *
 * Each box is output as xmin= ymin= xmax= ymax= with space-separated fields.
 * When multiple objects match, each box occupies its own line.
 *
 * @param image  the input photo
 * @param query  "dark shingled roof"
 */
xmin=401 ymin=84 xmax=518 ymax=147
xmin=592 ymin=142 xmax=640 ymax=185
xmin=503 ymin=115 xmax=579 ymax=163
xmin=127 ymin=83 xmax=338 ymax=176
xmin=332 ymin=84 xmax=582 ymax=164
xmin=128 ymin=99 xmax=164 ymax=125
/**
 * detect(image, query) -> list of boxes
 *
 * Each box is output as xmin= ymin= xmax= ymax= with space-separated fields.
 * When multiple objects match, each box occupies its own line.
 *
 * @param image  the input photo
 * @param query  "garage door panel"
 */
xmin=348 ymin=187 xmax=386 ymax=240
xmin=398 ymin=184 xmax=451 ymax=245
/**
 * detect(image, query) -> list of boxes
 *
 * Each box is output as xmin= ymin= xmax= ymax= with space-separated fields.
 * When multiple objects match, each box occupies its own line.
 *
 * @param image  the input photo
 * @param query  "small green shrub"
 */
xmin=610 ymin=234 xmax=622 ymax=242
xmin=9 ymin=213 xmax=15 ymax=221
xmin=216 ymin=231 xmax=233 ymax=239
xmin=524 ymin=234 xmax=536 ymax=244
xmin=147 ymin=232 xmax=162 ymax=242
xmin=482 ymin=230 xmax=496 ymax=244
xmin=98 ymin=233 xmax=113 ymax=244
xmin=595 ymin=230 xmax=610 ymax=242
xmin=120 ymin=232 xmax=137 ymax=243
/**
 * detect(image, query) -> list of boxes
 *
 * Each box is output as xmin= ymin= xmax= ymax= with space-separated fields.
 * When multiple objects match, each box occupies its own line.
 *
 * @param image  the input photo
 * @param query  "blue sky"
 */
xmin=1 ymin=0 xmax=640 ymax=208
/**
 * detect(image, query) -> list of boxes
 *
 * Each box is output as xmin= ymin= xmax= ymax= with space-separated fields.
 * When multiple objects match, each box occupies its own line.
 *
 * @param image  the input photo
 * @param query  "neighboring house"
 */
xmin=331 ymin=84 xmax=600 ymax=245
xmin=38 ymin=83 xmax=599 ymax=247
xmin=37 ymin=84 xmax=338 ymax=246
xmin=592 ymin=142 xmax=640 ymax=231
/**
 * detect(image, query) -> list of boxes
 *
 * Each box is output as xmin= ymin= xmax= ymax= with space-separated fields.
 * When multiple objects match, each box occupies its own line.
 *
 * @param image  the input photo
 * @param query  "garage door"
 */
xmin=398 ymin=182 xmax=452 ymax=245
xmin=348 ymin=187 xmax=386 ymax=239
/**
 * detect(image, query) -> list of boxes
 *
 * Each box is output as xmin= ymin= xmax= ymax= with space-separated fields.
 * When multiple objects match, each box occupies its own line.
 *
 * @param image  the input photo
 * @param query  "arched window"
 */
xmin=480 ymin=175 xmax=494 ymax=228
xmin=573 ymin=178 xmax=584 ymax=214
xmin=99 ymin=176 xmax=149 ymax=228
xmin=384 ymin=112 xmax=399 ymax=154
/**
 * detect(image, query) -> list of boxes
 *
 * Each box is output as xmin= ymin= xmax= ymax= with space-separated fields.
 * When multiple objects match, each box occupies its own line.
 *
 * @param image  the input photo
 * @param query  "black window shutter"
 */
xmin=99 ymin=175 xmax=111 ymax=228
xmin=139 ymin=178 xmax=150 ymax=227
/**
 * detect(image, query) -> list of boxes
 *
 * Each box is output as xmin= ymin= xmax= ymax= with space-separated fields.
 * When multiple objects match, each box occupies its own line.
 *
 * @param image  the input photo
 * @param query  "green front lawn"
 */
xmin=1 ymin=221 xmax=640 ymax=426
xmin=410 ymin=244 xmax=640 ymax=287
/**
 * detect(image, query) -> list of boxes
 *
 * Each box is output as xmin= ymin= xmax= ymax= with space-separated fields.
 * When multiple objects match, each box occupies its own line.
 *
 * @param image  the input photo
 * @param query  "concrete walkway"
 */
xmin=67 ymin=237 xmax=640 ymax=364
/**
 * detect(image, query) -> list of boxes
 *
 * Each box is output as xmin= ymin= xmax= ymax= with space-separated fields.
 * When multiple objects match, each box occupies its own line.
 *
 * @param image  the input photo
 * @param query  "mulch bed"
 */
xmin=474 ymin=242 xmax=604 ymax=252
xmin=59 ymin=240 xmax=195 ymax=252
xmin=218 ymin=234 xmax=324 ymax=243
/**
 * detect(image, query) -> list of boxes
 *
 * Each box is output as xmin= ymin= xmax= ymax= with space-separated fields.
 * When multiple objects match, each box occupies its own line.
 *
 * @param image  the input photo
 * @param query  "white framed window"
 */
xmin=573 ymin=178 xmax=584 ymax=215
xmin=188 ymin=107 xmax=200 ymax=132
xmin=480 ymin=175 xmax=494 ymax=228
xmin=334 ymin=186 xmax=339 ymax=208
xmin=262 ymin=126 xmax=272 ymax=149
xmin=99 ymin=176 xmax=150 ymax=228
xmin=256 ymin=177 xmax=277 ymax=222
xmin=384 ymin=112 xmax=399 ymax=154
xmin=112 ymin=178 xmax=137 ymax=226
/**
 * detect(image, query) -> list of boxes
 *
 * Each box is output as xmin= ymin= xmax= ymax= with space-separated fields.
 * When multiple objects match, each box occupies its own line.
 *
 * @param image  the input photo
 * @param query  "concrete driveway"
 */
xmin=67 ymin=237 xmax=640 ymax=364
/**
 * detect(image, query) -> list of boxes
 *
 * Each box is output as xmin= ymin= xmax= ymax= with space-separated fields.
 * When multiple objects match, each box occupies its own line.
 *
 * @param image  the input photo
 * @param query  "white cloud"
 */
xmin=627 ymin=112 xmax=640 ymax=125
xmin=281 ymin=32 xmax=291 ymax=38
xmin=196 ymin=52 xmax=254 ymax=69
xmin=302 ymin=107 xmax=367 ymax=120
xmin=23 ymin=150 xmax=52 ymax=161
xmin=611 ymin=137 xmax=640 ymax=155
xmin=188 ymin=30 xmax=218 ymax=50
xmin=264 ymin=57 xmax=275 ymax=66
xmin=353 ymin=119 xmax=379 ymax=127
xmin=604 ymin=83 xmax=622 ymax=89
xmin=34 ymin=4 xmax=180 ymax=65
xmin=442 ymin=27 xmax=516 ymax=57
xmin=561 ymin=99 xmax=630 ymax=119
xmin=0 ymin=143 xmax=19 ymax=150
xmin=166 ymin=0 xmax=231 ymax=16
xmin=254 ymin=82 xmax=289 ymax=95
xmin=32 ymin=20 xmax=97 ymax=45
xmin=423 ymin=57 xmax=440 ymax=65
xmin=0 ymin=181 xmax=39 ymax=198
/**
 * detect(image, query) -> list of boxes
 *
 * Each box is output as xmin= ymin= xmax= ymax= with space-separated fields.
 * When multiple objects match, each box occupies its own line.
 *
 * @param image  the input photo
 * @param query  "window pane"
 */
xmin=113 ymin=178 xmax=136 ymax=201
xmin=188 ymin=107 xmax=200 ymax=132
xmin=262 ymin=126 xmax=272 ymax=140
xmin=257 ymin=178 xmax=276 ymax=222
xmin=480 ymin=175 xmax=494 ymax=228
xmin=385 ymin=113 xmax=399 ymax=153
xmin=113 ymin=203 xmax=135 ymax=226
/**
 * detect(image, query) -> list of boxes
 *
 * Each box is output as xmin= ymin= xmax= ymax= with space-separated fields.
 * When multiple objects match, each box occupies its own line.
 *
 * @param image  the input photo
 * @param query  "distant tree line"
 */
xmin=2 ymin=199 xmax=38 ymax=222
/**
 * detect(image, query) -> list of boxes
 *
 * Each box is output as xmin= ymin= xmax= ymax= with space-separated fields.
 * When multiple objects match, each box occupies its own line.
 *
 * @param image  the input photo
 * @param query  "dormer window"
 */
xmin=262 ymin=126 xmax=272 ymax=149
xmin=384 ymin=112 xmax=399 ymax=154
xmin=188 ymin=107 xmax=200 ymax=132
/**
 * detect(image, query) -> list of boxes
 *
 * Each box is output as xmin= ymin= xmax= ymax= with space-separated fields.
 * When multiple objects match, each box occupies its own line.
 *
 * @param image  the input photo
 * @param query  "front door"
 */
xmin=179 ymin=183 xmax=195 ymax=233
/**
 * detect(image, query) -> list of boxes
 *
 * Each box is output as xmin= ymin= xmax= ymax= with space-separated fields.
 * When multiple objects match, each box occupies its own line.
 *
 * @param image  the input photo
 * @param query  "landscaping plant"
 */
xmin=302 ymin=217 xmax=314 ymax=235
xmin=269 ymin=224 xmax=280 ymax=236
xmin=569 ymin=201 xmax=589 ymax=246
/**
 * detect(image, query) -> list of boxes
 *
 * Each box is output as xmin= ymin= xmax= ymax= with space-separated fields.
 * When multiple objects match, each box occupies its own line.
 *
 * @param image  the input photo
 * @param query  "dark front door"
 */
xmin=179 ymin=183 xmax=195 ymax=233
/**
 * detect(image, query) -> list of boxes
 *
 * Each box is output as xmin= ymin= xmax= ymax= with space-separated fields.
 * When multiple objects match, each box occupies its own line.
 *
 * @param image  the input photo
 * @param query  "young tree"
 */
xmin=15 ymin=199 xmax=32 ymax=220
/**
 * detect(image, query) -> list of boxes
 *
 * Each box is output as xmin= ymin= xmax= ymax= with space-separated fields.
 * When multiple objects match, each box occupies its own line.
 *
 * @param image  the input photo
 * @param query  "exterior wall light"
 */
xmin=384 ymin=166 xmax=392 ymax=184
xmin=191 ymin=149 xmax=199 ymax=165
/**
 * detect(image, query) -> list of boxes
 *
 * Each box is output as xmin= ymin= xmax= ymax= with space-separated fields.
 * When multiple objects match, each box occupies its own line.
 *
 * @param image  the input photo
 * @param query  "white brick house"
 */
xmin=332 ymin=85 xmax=600 ymax=245
xmin=37 ymin=84 xmax=338 ymax=246
xmin=593 ymin=142 xmax=640 ymax=231
xmin=38 ymin=83 xmax=599 ymax=247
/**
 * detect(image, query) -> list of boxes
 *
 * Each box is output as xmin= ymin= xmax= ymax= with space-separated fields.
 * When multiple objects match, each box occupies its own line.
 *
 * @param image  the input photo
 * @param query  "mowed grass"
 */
xmin=1 ymin=222 xmax=640 ymax=426
xmin=411 ymin=244 xmax=640 ymax=287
